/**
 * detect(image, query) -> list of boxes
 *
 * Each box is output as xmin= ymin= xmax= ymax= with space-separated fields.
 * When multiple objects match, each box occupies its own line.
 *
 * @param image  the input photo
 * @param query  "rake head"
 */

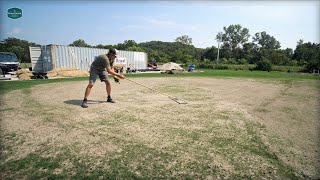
xmin=170 ymin=97 xmax=188 ymax=104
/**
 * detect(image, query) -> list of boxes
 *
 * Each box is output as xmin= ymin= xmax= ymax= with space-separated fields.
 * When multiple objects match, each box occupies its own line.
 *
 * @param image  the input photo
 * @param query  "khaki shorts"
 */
xmin=89 ymin=66 xmax=108 ymax=83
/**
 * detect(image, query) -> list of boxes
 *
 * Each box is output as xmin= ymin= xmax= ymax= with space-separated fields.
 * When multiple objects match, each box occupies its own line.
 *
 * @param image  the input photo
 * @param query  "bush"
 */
xmin=238 ymin=58 xmax=248 ymax=64
xmin=195 ymin=62 xmax=215 ymax=69
xmin=214 ymin=64 xmax=229 ymax=70
xmin=304 ymin=60 xmax=320 ymax=73
xmin=221 ymin=58 xmax=237 ymax=64
xmin=255 ymin=59 xmax=273 ymax=71
xmin=272 ymin=66 xmax=304 ymax=72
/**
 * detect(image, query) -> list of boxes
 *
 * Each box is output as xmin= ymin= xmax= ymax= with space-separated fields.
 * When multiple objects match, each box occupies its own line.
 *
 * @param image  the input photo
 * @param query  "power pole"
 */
xmin=216 ymin=41 xmax=220 ymax=64
xmin=216 ymin=32 xmax=223 ymax=64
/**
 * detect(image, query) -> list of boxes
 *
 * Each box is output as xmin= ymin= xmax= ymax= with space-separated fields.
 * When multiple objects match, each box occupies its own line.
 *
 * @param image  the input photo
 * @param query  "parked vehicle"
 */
xmin=188 ymin=64 xmax=196 ymax=72
xmin=0 ymin=52 xmax=20 ymax=75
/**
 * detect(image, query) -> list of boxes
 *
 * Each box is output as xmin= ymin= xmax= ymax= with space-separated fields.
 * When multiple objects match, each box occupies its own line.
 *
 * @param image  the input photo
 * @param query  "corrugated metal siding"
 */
xmin=29 ymin=46 xmax=51 ymax=73
xmin=30 ymin=45 xmax=148 ymax=73
xmin=30 ymin=46 xmax=42 ymax=72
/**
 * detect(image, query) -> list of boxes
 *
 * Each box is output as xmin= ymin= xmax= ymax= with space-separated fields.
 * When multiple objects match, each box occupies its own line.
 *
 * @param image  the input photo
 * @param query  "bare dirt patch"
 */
xmin=1 ymin=77 xmax=319 ymax=179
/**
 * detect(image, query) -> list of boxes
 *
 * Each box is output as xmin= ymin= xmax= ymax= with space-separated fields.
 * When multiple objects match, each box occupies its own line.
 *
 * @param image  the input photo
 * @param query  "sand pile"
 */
xmin=47 ymin=68 xmax=89 ymax=78
xmin=17 ymin=69 xmax=33 ymax=80
xmin=17 ymin=68 xmax=89 ymax=80
xmin=160 ymin=62 xmax=184 ymax=74
xmin=160 ymin=62 xmax=183 ymax=71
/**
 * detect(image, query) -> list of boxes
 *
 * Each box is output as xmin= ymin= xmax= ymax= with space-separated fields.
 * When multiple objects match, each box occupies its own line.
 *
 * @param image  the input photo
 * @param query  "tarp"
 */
xmin=160 ymin=62 xmax=183 ymax=71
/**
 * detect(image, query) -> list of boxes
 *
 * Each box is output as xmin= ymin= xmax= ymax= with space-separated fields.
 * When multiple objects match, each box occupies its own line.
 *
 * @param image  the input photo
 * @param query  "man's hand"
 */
xmin=118 ymin=74 xmax=125 ymax=79
xmin=114 ymin=77 xmax=120 ymax=84
xmin=113 ymin=75 xmax=120 ymax=84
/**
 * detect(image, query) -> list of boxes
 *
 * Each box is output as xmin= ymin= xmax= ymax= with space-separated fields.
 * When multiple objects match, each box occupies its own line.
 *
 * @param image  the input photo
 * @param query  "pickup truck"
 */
xmin=0 ymin=52 xmax=20 ymax=75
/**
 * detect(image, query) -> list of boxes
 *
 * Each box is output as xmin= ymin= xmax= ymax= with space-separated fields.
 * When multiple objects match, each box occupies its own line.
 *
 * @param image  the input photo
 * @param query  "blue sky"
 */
xmin=0 ymin=0 xmax=319 ymax=50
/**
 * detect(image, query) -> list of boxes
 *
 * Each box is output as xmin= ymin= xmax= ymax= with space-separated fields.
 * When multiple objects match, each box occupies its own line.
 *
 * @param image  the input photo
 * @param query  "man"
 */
xmin=148 ymin=59 xmax=158 ymax=69
xmin=81 ymin=48 xmax=125 ymax=108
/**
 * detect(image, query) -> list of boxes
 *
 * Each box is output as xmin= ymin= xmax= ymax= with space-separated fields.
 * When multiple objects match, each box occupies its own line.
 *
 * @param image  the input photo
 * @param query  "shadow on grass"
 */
xmin=64 ymin=99 xmax=106 ymax=106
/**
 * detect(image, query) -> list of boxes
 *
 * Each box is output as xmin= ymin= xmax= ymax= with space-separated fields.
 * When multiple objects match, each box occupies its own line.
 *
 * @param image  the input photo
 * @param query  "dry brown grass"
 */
xmin=1 ymin=77 xmax=319 ymax=179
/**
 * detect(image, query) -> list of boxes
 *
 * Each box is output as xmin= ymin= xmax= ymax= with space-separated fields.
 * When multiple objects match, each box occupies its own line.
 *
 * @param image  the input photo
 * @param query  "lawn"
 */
xmin=0 ymin=70 xmax=319 ymax=179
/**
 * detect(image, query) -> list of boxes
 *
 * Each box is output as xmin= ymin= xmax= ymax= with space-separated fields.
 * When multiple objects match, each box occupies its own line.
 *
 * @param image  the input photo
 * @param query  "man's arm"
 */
xmin=106 ymin=66 xmax=125 ymax=79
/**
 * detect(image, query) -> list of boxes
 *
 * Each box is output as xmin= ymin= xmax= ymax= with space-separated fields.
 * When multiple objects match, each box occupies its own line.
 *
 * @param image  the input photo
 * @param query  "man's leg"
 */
xmin=98 ymin=70 xmax=115 ymax=103
xmin=105 ymin=80 xmax=111 ymax=97
xmin=82 ymin=82 xmax=94 ymax=108
xmin=105 ymin=80 xmax=115 ymax=103
xmin=84 ymin=82 xmax=95 ymax=99
xmin=82 ymin=67 xmax=97 ymax=108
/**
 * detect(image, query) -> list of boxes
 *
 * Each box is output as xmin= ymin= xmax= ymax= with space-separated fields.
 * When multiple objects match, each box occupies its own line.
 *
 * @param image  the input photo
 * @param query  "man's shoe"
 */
xmin=81 ymin=100 xmax=88 ymax=108
xmin=107 ymin=98 xmax=115 ymax=103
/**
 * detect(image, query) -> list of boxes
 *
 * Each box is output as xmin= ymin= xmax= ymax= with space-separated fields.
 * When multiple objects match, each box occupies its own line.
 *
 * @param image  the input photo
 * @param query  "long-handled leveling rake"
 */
xmin=124 ymin=77 xmax=188 ymax=104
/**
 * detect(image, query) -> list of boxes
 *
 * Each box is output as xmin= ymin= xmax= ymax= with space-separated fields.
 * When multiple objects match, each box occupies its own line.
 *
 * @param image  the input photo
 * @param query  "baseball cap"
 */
xmin=108 ymin=48 xmax=118 ymax=57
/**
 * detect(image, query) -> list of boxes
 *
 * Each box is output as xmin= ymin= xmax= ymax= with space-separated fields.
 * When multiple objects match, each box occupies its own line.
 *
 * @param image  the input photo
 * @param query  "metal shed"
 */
xmin=29 ymin=45 xmax=148 ymax=73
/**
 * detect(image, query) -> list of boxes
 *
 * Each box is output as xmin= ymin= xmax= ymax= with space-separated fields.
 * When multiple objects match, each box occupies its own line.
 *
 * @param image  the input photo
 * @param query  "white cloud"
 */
xmin=7 ymin=27 xmax=22 ymax=35
xmin=235 ymin=1 xmax=318 ymax=23
xmin=120 ymin=25 xmax=150 ymax=31
xmin=119 ymin=16 xmax=199 ymax=33
xmin=143 ymin=17 xmax=177 ymax=27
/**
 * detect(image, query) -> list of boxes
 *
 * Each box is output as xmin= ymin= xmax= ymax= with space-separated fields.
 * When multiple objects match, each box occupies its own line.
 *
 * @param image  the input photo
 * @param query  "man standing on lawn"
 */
xmin=81 ymin=48 xmax=125 ymax=108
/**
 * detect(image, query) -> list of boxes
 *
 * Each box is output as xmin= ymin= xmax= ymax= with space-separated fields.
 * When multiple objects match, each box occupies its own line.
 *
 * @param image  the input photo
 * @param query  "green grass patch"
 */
xmin=1 ymin=70 xmax=319 ymax=95
xmin=19 ymin=63 xmax=32 ymax=69
xmin=0 ymin=77 xmax=87 ymax=94
xmin=128 ymin=70 xmax=320 ymax=80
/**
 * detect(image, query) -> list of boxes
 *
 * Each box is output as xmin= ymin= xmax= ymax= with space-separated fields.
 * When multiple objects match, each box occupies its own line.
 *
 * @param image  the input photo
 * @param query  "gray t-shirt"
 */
xmin=91 ymin=54 xmax=114 ymax=71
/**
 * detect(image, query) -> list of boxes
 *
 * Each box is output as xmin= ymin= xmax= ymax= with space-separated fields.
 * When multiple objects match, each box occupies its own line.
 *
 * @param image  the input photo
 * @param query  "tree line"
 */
xmin=0 ymin=24 xmax=319 ymax=72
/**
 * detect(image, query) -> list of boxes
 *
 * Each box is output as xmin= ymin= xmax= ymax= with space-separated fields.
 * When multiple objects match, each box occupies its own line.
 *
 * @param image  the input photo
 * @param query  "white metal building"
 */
xmin=29 ymin=45 xmax=148 ymax=73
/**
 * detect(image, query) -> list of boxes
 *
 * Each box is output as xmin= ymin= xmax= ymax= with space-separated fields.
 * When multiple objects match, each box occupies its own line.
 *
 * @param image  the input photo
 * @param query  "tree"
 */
xmin=0 ymin=37 xmax=40 ymax=63
xmin=293 ymin=42 xmax=319 ymax=63
xmin=127 ymin=45 xmax=145 ymax=52
xmin=202 ymin=47 xmax=218 ymax=62
xmin=171 ymin=49 xmax=184 ymax=62
xmin=242 ymin=42 xmax=259 ymax=64
xmin=253 ymin=31 xmax=280 ymax=50
xmin=123 ymin=40 xmax=137 ymax=48
xmin=69 ymin=39 xmax=91 ymax=47
xmin=297 ymin=39 xmax=304 ymax=46
xmin=268 ymin=50 xmax=291 ymax=65
xmin=7 ymin=46 xmax=24 ymax=62
xmin=175 ymin=35 xmax=192 ymax=45
xmin=95 ymin=44 xmax=105 ymax=49
xmin=283 ymin=48 xmax=293 ymax=59
xmin=293 ymin=42 xmax=320 ymax=71
xmin=114 ymin=40 xmax=137 ymax=50
xmin=220 ymin=24 xmax=250 ymax=51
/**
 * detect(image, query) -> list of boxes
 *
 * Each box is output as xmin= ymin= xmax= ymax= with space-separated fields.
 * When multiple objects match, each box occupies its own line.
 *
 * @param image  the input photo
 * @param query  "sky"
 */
xmin=0 ymin=0 xmax=319 ymax=50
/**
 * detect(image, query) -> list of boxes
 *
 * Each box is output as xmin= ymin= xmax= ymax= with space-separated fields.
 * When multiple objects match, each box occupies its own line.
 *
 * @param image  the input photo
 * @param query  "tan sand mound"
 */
xmin=16 ymin=69 xmax=31 ymax=75
xmin=160 ymin=62 xmax=184 ymax=74
xmin=160 ymin=62 xmax=183 ymax=71
xmin=18 ymin=73 xmax=33 ymax=80
xmin=17 ymin=67 xmax=89 ymax=80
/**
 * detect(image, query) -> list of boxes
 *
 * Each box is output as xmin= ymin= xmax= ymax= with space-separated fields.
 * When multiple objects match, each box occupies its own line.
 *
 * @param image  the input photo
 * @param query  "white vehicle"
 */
xmin=0 ymin=52 xmax=20 ymax=75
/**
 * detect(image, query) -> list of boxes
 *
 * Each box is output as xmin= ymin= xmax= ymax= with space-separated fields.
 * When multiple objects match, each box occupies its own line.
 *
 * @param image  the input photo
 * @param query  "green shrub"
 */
xmin=255 ymin=59 xmax=273 ymax=71
xmin=303 ymin=60 xmax=320 ymax=73
xmin=272 ymin=66 xmax=304 ymax=72
xmin=195 ymin=62 xmax=215 ymax=69
xmin=221 ymin=58 xmax=237 ymax=64
xmin=214 ymin=64 xmax=229 ymax=70
xmin=238 ymin=58 xmax=248 ymax=64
